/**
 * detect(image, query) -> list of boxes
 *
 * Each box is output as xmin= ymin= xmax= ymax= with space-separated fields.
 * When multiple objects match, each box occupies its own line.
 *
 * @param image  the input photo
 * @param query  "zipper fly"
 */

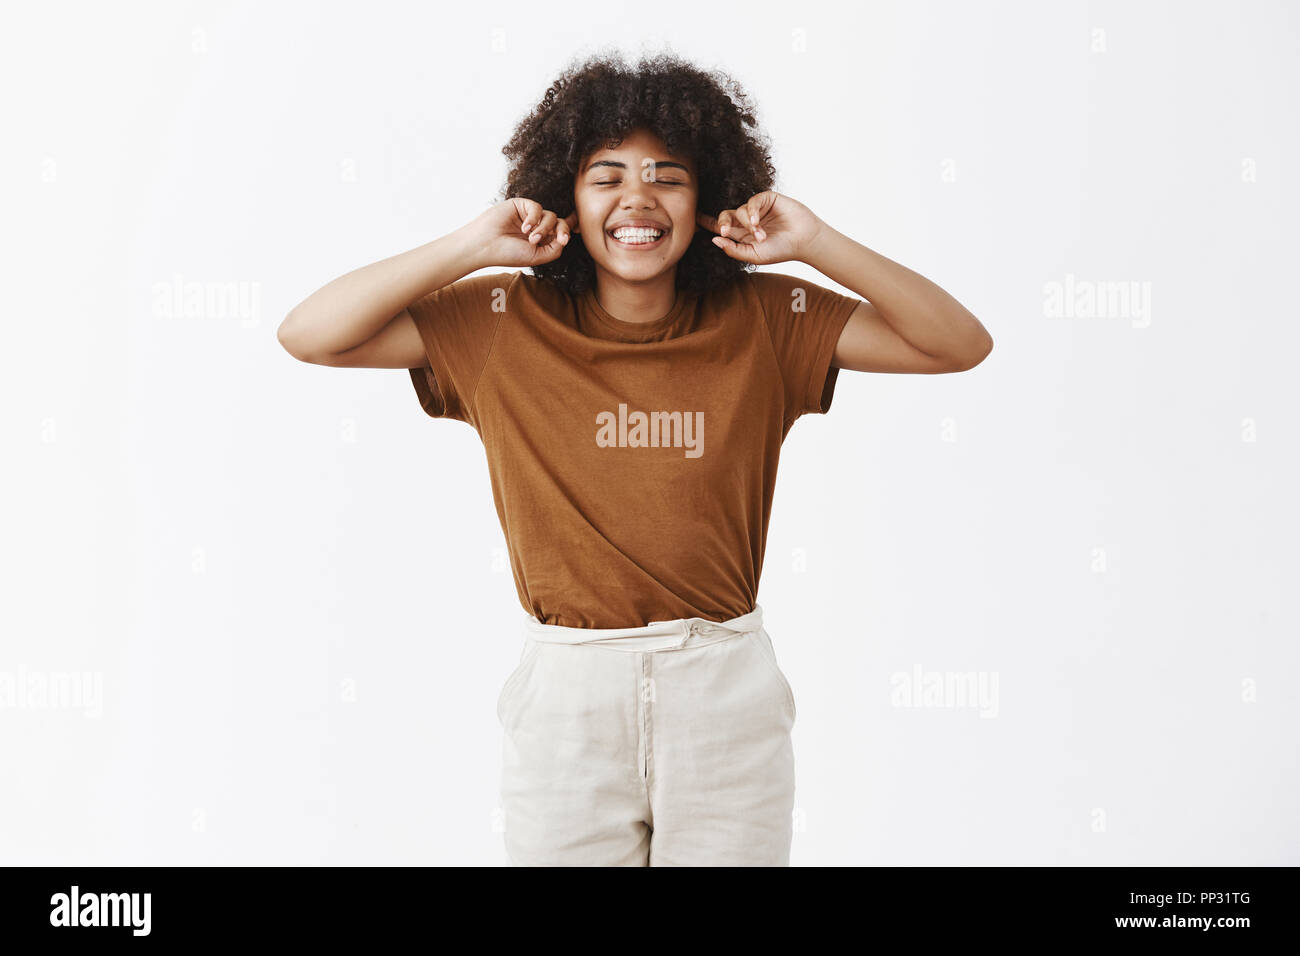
xmin=641 ymin=622 xmax=701 ymax=781
xmin=639 ymin=651 xmax=650 ymax=780
xmin=640 ymin=622 xmax=710 ymax=781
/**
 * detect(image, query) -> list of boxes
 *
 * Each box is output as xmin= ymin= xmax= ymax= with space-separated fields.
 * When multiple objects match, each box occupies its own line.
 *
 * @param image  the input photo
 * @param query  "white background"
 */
xmin=3 ymin=0 xmax=1296 ymax=865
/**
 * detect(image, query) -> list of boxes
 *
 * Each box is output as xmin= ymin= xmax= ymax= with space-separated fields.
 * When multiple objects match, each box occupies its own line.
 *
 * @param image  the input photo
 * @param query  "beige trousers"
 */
xmin=496 ymin=603 xmax=796 ymax=866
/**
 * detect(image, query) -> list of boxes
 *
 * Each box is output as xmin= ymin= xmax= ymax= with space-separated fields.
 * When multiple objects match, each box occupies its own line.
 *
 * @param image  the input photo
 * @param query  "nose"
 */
xmin=617 ymin=180 xmax=657 ymax=208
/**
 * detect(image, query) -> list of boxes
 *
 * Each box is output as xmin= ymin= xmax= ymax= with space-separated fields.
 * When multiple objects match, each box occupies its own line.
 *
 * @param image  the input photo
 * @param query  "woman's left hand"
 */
xmin=696 ymin=191 xmax=825 ymax=265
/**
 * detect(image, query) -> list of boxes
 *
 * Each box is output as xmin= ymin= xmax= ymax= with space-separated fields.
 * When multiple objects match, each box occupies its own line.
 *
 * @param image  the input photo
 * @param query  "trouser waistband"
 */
xmin=523 ymin=604 xmax=764 ymax=652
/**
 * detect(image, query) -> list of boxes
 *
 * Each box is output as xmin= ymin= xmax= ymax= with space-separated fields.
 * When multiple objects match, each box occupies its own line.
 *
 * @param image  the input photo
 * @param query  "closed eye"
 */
xmin=595 ymin=181 xmax=683 ymax=186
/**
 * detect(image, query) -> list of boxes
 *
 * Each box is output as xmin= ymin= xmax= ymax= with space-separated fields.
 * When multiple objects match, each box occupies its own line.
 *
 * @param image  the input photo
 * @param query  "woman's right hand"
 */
xmin=469 ymin=198 xmax=577 ymax=268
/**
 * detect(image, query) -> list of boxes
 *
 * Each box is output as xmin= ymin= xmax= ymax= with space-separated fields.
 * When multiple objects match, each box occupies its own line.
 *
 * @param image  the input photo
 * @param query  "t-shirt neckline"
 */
xmin=582 ymin=284 xmax=691 ymax=340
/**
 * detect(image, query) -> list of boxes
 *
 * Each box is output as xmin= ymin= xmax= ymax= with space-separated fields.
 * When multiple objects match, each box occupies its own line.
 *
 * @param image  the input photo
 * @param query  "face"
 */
xmin=572 ymin=127 xmax=698 ymax=283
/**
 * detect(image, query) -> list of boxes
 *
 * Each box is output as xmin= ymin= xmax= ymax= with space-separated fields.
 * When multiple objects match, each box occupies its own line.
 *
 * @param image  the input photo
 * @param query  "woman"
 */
xmin=278 ymin=50 xmax=993 ymax=866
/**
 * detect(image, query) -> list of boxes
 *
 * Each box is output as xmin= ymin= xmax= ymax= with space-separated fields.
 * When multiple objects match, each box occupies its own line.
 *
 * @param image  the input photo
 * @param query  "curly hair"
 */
xmin=497 ymin=48 xmax=777 ymax=299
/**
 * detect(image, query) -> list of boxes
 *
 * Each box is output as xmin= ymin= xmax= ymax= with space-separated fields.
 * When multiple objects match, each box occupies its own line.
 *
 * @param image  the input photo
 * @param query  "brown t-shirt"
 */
xmin=407 ymin=268 xmax=858 ymax=628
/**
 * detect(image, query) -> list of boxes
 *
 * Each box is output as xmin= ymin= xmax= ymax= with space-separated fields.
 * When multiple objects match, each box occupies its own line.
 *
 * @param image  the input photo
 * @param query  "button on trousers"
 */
xmin=495 ymin=603 xmax=796 ymax=866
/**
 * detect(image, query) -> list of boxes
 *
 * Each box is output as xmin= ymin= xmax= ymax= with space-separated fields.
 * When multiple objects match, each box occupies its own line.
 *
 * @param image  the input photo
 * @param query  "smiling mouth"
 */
xmin=607 ymin=227 xmax=669 ymax=249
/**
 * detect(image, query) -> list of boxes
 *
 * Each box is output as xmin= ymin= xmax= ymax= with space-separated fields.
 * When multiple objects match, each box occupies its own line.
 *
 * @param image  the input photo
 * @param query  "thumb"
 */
xmin=711 ymin=235 xmax=757 ymax=263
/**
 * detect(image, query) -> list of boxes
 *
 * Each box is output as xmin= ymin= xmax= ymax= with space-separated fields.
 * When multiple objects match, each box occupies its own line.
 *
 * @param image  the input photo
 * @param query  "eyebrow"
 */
xmin=583 ymin=159 xmax=691 ymax=176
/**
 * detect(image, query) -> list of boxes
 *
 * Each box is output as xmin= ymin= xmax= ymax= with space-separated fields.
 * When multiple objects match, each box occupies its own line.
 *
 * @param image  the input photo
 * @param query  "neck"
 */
xmin=591 ymin=266 xmax=678 ymax=324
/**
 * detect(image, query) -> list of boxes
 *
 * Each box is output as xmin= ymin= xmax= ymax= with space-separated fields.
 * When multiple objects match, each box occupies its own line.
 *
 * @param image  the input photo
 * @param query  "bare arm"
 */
xmin=803 ymin=225 xmax=994 ymax=374
xmin=701 ymin=192 xmax=993 ymax=374
xmin=276 ymin=225 xmax=487 ymax=368
xmin=277 ymin=199 xmax=575 ymax=369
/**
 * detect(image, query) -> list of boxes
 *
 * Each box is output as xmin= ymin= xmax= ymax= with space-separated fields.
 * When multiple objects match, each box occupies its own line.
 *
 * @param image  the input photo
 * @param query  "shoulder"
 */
xmin=438 ymin=270 xmax=553 ymax=317
xmin=741 ymin=270 xmax=855 ymax=316
xmin=462 ymin=269 xmax=526 ymax=297
xmin=685 ymin=270 xmax=803 ymax=325
xmin=722 ymin=269 xmax=804 ymax=320
xmin=728 ymin=269 xmax=811 ymax=300
xmin=742 ymin=269 xmax=822 ymax=296
xmin=510 ymin=270 xmax=576 ymax=308
xmin=411 ymin=270 xmax=522 ymax=312
xmin=694 ymin=269 xmax=774 ymax=304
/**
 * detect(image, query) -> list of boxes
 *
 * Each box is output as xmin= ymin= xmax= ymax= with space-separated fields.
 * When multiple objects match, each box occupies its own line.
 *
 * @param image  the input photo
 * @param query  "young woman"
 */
xmin=278 ymin=51 xmax=992 ymax=866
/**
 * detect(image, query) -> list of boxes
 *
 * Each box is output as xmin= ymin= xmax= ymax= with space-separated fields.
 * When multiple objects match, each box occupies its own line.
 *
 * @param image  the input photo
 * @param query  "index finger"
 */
xmin=516 ymin=197 xmax=543 ymax=232
xmin=696 ymin=210 xmax=721 ymax=234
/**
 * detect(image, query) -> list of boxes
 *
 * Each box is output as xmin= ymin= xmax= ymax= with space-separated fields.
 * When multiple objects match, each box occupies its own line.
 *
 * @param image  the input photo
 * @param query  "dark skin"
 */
xmin=510 ymin=125 xmax=993 ymax=371
xmin=279 ymin=125 xmax=992 ymax=374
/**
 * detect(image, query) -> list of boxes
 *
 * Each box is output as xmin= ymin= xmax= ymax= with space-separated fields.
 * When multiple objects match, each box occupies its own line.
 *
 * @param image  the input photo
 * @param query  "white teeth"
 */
xmin=611 ymin=227 xmax=664 ymax=243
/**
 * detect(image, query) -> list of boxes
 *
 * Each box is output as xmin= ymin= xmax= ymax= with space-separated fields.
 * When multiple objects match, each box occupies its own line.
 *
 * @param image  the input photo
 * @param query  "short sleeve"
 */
xmin=750 ymin=270 xmax=859 ymax=425
xmin=406 ymin=271 xmax=514 ymax=426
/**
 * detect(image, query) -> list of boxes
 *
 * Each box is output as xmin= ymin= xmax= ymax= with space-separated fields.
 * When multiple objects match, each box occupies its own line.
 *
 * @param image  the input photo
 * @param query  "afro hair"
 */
xmin=497 ymin=48 xmax=778 ymax=299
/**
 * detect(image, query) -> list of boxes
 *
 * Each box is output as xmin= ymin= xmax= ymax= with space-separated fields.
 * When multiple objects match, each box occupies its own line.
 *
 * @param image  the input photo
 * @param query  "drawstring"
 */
xmin=528 ymin=605 xmax=763 ymax=652
xmin=676 ymin=619 xmax=723 ymax=648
